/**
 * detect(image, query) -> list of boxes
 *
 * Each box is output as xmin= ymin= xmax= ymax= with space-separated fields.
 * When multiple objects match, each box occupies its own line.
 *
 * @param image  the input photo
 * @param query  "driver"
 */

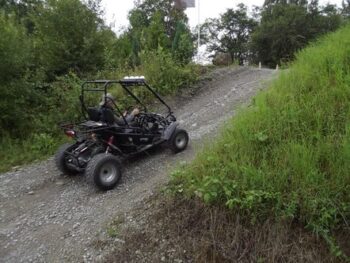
xmin=99 ymin=93 xmax=140 ymax=125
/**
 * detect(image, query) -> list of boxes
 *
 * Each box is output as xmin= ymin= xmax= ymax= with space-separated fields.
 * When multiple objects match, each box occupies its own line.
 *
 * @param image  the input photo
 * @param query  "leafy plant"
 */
xmin=141 ymin=48 xmax=199 ymax=94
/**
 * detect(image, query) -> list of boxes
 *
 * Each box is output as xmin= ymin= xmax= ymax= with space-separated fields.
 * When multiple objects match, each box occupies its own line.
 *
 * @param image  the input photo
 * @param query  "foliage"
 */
xmin=0 ymin=13 xmax=30 ymax=82
xmin=342 ymin=0 xmax=350 ymax=18
xmin=171 ymin=21 xmax=195 ymax=64
xmin=126 ymin=0 xmax=194 ymax=68
xmin=201 ymin=4 xmax=257 ymax=65
xmin=128 ymin=0 xmax=188 ymax=38
xmin=0 ymin=72 xmax=83 ymax=172
xmin=200 ymin=1 xmax=344 ymax=67
xmin=0 ymin=13 xmax=34 ymax=136
xmin=251 ymin=1 xmax=344 ymax=67
xmin=142 ymin=11 xmax=171 ymax=51
xmin=105 ymin=32 xmax=133 ymax=69
xmin=140 ymin=48 xmax=199 ymax=94
xmin=0 ymin=0 xmax=42 ymax=33
xmin=34 ymin=73 xmax=83 ymax=131
xmin=171 ymin=25 xmax=350 ymax=257
xmin=32 ymin=0 xmax=114 ymax=78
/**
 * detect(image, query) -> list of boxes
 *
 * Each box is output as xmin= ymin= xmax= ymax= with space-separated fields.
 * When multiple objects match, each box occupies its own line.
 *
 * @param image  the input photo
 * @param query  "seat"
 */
xmin=100 ymin=108 xmax=115 ymax=124
xmin=87 ymin=107 xmax=101 ymax=122
xmin=87 ymin=107 xmax=117 ymax=124
xmin=89 ymin=107 xmax=140 ymax=132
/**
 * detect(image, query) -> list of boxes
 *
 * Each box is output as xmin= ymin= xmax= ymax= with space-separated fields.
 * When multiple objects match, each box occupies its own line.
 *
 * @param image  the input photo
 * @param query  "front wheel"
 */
xmin=169 ymin=129 xmax=189 ymax=153
xmin=85 ymin=154 xmax=122 ymax=191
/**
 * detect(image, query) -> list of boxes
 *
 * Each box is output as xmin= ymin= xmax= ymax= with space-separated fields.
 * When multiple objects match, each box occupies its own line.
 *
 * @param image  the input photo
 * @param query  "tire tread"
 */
xmin=55 ymin=143 xmax=78 ymax=175
xmin=169 ymin=129 xmax=189 ymax=153
xmin=85 ymin=153 xmax=122 ymax=190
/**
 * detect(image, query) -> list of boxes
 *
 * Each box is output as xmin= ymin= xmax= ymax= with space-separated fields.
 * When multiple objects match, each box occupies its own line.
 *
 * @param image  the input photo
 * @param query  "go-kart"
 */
xmin=55 ymin=77 xmax=189 ymax=191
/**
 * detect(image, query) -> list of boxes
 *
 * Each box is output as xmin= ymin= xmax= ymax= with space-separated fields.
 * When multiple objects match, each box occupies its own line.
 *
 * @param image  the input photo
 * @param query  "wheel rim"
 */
xmin=99 ymin=162 xmax=118 ymax=184
xmin=175 ymin=133 xmax=187 ymax=149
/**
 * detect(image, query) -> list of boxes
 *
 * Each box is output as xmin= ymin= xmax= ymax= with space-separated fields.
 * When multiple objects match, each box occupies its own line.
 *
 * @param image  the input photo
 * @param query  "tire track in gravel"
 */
xmin=0 ymin=67 xmax=276 ymax=262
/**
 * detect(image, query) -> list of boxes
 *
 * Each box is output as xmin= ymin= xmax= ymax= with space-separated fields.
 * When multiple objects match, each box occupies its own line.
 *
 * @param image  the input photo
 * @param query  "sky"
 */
xmin=100 ymin=0 xmax=344 ymax=34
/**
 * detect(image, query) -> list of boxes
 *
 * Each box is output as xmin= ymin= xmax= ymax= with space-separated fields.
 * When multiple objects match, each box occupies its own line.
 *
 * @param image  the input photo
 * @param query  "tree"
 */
xmin=251 ymin=3 xmax=309 ymax=67
xmin=171 ymin=21 xmax=194 ymax=64
xmin=0 ymin=0 xmax=43 ymax=33
xmin=33 ymin=0 xmax=114 ymax=78
xmin=107 ymin=33 xmax=133 ymax=69
xmin=202 ymin=4 xmax=257 ymax=65
xmin=129 ymin=8 xmax=149 ymax=32
xmin=142 ymin=11 xmax=170 ymax=51
xmin=306 ymin=2 xmax=342 ymax=38
xmin=263 ymin=0 xmax=308 ymax=6
xmin=125 ymin=0 xmax=193 ymax=67
xmin=0 ymin=14 xmax=30 ymax=82
xmin=342 ymin=0 xmax=350 ymax=18
xmin=251 ymin=1 xmax=343 ymax=67
xmin=128 ymin=0 xmax=188 ymax=40
xmin=0 ymin=13 xmax=33 ymax=135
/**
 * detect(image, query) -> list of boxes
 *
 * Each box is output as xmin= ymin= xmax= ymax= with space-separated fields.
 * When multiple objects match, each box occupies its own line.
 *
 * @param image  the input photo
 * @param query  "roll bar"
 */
xmin=80 ymin=78 xmax=173 ymax=124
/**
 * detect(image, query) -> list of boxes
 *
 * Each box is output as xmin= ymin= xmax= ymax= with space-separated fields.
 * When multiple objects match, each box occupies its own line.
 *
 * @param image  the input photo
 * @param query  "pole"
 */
xmin=197 ymin=0 xmax=200 ymax=63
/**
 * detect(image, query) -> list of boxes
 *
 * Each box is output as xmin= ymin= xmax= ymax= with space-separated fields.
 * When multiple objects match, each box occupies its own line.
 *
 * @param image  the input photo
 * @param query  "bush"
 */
xmin=0 ymin=13 xmax=33 ymax=137
xmin=32 ymin=0 xmax=114 ymax=78
xmin=38 ymin=73 xmax=82 ymax=131
xmin=0 ymin=72 xmax=82 ymax=172
xmin=171 ymin=25 xmax=350 ymax=257
xmin=140 ymin=48 xmax=199 ymax=94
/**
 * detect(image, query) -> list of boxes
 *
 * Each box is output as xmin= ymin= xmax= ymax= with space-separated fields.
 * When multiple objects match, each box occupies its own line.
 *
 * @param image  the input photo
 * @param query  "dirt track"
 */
xmin=0 ymin=67 xmax=276 ymax=262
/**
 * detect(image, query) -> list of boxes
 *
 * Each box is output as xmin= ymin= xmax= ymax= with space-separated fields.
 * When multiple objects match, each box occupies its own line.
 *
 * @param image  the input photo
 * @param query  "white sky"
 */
xmin=101 ymin=0 xmax=343 ymax=34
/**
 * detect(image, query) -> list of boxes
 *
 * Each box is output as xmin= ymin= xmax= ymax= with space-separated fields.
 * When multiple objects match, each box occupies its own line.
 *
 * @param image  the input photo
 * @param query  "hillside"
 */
xmin=105 ymin=25 xmax=350 ymax=262
xmin=172 ymin=24 xmax=350 ymax=260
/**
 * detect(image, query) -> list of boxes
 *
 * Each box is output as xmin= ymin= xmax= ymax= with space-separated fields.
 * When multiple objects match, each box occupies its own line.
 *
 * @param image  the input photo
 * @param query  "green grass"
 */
xmin=0 ymin=134 xmax=67 ymax=173
xmin=106 ymin=216 xmax=125 ymax=238
xmin=171 ymin=25 xmax=350 ymax=257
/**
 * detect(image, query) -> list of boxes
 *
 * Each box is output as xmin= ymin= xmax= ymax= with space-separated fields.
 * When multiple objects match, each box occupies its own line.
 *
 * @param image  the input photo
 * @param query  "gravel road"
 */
xmin=0 ymin=67 xmax=276 ymax=262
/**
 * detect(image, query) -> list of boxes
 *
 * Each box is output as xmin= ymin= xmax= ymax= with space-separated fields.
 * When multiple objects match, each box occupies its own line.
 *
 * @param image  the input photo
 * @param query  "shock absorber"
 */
xmin=106 ymin=136 xmax=114 ymax=153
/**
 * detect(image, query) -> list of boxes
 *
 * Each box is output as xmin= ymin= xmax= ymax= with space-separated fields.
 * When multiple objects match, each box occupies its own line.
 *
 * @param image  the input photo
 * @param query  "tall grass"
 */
xmin=0 ymin=135 xmax=66 ymax=173
xmin=172 ymin=25 xmax=350 ymax=256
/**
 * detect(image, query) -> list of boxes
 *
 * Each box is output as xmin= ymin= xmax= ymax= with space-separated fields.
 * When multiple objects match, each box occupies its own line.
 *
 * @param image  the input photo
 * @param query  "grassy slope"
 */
xmin=0 ymin=135 xmax=67 ymax=173
xmin=172 ymin=25 xmax=350 ymax=257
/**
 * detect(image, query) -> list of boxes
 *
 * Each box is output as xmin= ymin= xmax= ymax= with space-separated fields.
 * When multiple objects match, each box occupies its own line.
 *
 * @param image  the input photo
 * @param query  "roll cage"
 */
xmin=80 ymin=77 xmax=174 ymax=126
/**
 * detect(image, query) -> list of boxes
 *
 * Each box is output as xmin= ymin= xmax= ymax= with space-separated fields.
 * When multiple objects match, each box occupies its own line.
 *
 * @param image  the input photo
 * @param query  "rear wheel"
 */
xmin=169 ymin=129 xmax=189 ymax=153
xmin=55 ymin=143 xmax=79 ymax=175
xmin=85 ymin=154 xmax=122 ymax=191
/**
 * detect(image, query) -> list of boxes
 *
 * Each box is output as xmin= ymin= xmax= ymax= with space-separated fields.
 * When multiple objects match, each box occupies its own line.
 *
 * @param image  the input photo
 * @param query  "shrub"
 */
xmin=140 ymin=48 xmax=199 ymax=94
xmin=0 ymin=13 xmax=32 ymax=137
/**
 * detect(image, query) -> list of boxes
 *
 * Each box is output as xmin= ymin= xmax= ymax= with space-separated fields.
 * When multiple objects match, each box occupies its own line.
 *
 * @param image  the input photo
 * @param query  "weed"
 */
xmin=106 ymin=216 xmax=125 ymax=238
xmin=107 ymin=226 xmax=119 ymax=238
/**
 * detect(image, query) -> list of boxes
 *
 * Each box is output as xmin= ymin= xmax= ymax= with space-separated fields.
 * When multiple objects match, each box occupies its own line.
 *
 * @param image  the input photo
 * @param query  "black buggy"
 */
xmin=55 ymin=77 xmax=189 ymax=191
